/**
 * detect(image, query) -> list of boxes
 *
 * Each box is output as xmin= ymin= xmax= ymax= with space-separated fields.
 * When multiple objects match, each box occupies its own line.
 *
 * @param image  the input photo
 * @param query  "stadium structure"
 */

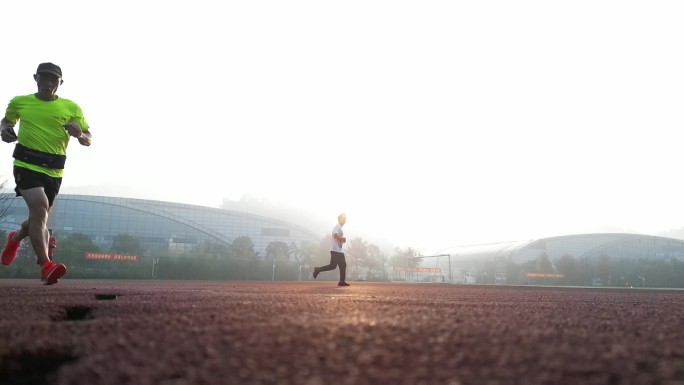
xmin=0 ymin=194 xmax=321 ymax=256
xmin=394 ymin=233 xmax=684 ymax=284
xmin=2 ymin=193 xmax=683 ymax=285
xmin=443 ymin=233 xmax=684 ymax=265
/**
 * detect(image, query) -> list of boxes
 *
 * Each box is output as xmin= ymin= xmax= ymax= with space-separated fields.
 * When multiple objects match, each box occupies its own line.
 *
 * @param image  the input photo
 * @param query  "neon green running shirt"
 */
xmin=4 ymin=94 xmax=89 ymax=177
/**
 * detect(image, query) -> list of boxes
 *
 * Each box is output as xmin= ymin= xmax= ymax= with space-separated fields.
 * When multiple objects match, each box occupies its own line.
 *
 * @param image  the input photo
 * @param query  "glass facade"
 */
xmin=0 ymin=194 xmax=321 ymax=256
xmin=445 ymin=233 xmax=684 ymax=265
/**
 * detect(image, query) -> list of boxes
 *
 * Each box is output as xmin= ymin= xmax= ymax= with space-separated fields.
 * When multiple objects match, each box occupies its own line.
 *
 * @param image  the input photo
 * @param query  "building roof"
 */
xmin=440 ymin=233 xmax=684 ymax=264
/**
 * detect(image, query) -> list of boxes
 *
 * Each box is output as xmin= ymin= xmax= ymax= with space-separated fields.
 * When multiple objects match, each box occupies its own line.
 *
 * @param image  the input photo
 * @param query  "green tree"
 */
xmin=346 ymin=237 xmax=370 ymax=281
xmin=162 ymin=240 xmax=231 ymax=280
xmin=0 ymin=182 xmax=15 ymax=220
xmin=535 ymin=253 xmax=554 ymax=285
xmin=57 ymin=233 xmax=100 ymax=278
xmin=389 ymin=247 xmax=421 ymax=268
xmin=267 ymin=241 xmax=296 ymax=280
xmin=664 ymin=258 xmax=684 ymax=287
xmin=476 ymin=258 xmax=498 ymax=284
xmin=596 ymin=254 xmax=612 ymax=285
xmin=536 ymin=253 xmax=554 ymax=274
xmin=196 ymin=240 xmax=230 ymax=259
xmin=228 ymin=236 xmax=261 ymax=280
xmin=388 ymin=247 xmax=421 ymax=281
xmin=110 ymin=233 xmax=144 ymax=256
xmin=230 ymin=236 xmax=258 ymax=260
xmin=638 ymin=257 xmax=684 ymax=288
xmin=266 ymin=241 xmax=290 ymax=262
xmin=577 ymin=257 xmax=593 ymax=286
xmin=295 ymin=240 xmax=318 ymax=267
xmin=554 ymin=254 xmax=580 ymax=285
xmin=504 ymin=257 xmax=522 ymax=285
xmin=307 ymin=235 xmax=333 ymax=269
xmin=365 ymin=244 xmax=388 ymax=281
xmin=288 ymin=242 xmax=302 ymax=264
xmin=294 ymin=238 xmax=329 ymax=279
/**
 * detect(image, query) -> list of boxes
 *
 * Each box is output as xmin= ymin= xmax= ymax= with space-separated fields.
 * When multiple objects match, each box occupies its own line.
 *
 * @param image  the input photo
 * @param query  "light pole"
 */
xmin=638 ymin=275 xmax=645 ymax=287
xmin=151 ymin=257 xmax=160 ymax=279
xmin=272 ymin=257 xmax=276 ymax=281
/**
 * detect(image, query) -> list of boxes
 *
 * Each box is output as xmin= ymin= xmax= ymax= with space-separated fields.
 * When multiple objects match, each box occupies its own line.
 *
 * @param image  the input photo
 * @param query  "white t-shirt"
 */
xmin=330 ymin=223 xmax=344 ymax=252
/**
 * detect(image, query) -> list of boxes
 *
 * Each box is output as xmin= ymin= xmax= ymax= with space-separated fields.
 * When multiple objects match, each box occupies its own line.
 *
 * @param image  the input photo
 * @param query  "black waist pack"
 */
xmin=13 ymin=143 xmax=66 ymax=169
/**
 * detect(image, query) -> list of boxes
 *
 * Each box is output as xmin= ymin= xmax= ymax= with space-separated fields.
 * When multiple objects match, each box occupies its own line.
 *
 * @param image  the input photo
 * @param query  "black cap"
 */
xmin=36 ymin=62 xmax=62 ymax=78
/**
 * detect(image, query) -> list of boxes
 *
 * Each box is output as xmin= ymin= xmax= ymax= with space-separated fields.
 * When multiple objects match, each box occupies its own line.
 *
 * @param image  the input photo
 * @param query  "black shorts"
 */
xmin=13 ymin=166 xmax=62 ymax=207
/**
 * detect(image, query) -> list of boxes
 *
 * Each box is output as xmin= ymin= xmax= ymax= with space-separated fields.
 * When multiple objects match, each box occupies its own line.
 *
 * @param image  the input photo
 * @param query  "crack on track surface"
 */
xmin=51 ymin=305 xmax=94 ymax=322
xmin=94 ymin=293 xmax=118 ymax=300
xmin=0 ymin=349 xmax=77 ymax=385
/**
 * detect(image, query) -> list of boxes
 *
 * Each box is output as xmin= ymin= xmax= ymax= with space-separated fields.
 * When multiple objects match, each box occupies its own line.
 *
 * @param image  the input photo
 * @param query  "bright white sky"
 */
xmin=2 ymin=1 xmax=683 ymax=255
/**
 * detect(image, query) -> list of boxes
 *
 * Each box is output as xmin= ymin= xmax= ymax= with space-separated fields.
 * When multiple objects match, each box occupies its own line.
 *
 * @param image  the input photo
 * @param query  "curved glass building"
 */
xmin=443 ymin=233 xmax=684 ymax=265
xmin=0 ymin=194 xmax=321 ymax=255
xmin=400 ymin=234 xmax=684 ymax=285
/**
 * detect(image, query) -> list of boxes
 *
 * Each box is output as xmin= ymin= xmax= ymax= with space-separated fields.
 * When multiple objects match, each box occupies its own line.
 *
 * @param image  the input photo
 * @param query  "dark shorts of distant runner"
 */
xmin=327 ymin=251 xmax=346 ymax=269
xmin=13 ymin=166 xmax=63 ymax=207
xmin=319 ymin=251 xmax=347 ymax=272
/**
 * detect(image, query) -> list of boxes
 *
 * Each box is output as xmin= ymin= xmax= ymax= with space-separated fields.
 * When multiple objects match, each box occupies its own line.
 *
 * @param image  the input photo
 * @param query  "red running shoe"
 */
xmin=41 ymin=261 xmax=67 ymax=285
xmin=1 ymin=231 xmax=21 ymax=266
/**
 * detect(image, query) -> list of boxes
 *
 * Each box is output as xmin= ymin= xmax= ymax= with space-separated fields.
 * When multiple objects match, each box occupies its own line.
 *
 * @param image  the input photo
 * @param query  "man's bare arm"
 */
xmin=63 ymin=122 xmax=91 ymax=146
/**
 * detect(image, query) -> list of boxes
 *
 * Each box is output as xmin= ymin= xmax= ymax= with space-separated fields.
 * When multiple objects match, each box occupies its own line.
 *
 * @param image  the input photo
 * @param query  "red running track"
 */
xmin=0 ymin=280 xmax=682 ymax=385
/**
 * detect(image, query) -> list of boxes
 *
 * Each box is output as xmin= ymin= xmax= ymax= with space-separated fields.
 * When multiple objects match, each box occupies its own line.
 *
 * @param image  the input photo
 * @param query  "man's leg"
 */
xmin=19 ymin=188 xmax=51 ymax=265
xmin=1 ymin=219 xmax=27 ymax=265
xmin=15 ymin=219 xmax=30 ymax=241
xmin=21 ymin=188 xmax=66 ymax=285
xmin=7 ymin=217 xmax=45 ymax=266
xmin=313 ymin=252 xmax=340 ymax=279
xmin=337 ymin=253 xmax=348 ymax=285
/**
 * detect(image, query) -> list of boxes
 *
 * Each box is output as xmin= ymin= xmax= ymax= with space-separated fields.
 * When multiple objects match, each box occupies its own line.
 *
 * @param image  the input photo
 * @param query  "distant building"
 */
xmin=443 ymin=233 xmax=684 ymax=265
xmin=399 ymin=233 xmax=684 ymax=285
xmin=0 ymin=194 xmax=321 ymax=256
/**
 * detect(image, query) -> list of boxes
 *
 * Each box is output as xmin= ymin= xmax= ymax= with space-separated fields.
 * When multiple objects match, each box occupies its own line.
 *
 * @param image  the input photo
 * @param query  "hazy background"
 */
xmin=1 ymin=1 xmax=683 ymax=254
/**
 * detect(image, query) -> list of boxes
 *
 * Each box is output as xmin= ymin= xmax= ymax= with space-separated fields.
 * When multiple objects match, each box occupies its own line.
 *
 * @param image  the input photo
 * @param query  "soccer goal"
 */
xmin=389 ymin=254 xmax=454 ymax=283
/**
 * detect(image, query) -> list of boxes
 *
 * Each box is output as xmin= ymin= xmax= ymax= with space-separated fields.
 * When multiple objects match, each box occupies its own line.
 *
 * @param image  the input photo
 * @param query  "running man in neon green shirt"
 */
xmin=0 ymin=62 xmax=92 ymax=285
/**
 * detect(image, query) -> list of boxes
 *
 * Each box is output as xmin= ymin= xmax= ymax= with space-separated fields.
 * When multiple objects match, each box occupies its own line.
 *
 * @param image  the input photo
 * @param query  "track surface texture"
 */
xmin=0 ymin=280 xmax=682 ymax=385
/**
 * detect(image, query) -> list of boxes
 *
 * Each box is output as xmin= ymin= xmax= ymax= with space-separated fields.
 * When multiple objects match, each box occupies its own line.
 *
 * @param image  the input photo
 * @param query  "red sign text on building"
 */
xmin=85 ymin=252 xmax=139 ymax=262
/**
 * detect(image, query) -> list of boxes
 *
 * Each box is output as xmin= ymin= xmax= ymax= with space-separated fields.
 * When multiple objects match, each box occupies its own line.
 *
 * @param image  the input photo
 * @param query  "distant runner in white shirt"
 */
xmin=313 ymin=213 xmax=349 ymax=286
